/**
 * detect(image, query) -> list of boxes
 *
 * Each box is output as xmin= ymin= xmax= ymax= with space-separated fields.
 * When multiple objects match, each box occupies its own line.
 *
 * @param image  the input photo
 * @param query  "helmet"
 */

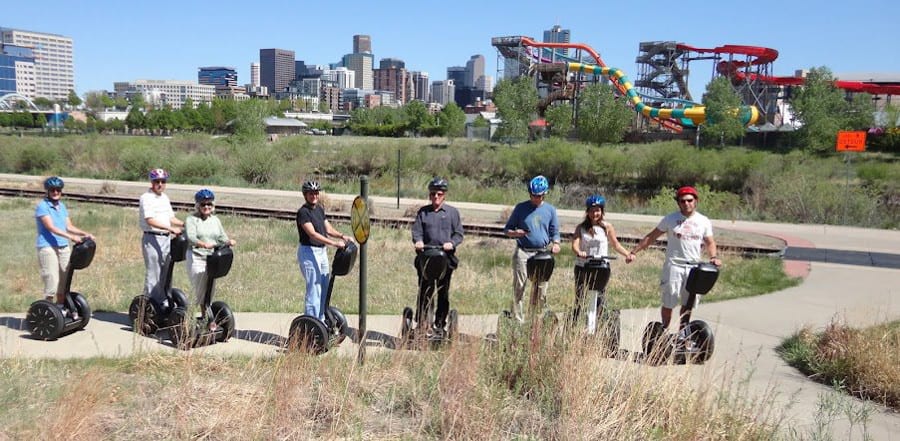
xmin=428 ymin=177 xmax=449 ymax=192
xmin=528 ymin=175 xmax=549 ymax=195
xmin=43 ymin=176 xmax=64 ymax=190
xmin=194 ymin=188 xmax=215 ymax=203
xmin=149 ymin=168 xmax=169 ymax=181
xmin=302 ymin=180 xmax=321 ymax=193
xmin=585 ymin=194 xmax=606 ymax=208
xmin=675 ymin=186 xmax=699 ymax=200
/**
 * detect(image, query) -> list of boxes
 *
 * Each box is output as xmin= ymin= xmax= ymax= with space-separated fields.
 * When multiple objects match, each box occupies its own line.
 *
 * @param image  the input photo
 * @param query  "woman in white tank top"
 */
xmin=570 ymin=195 xmax=633 ymax=333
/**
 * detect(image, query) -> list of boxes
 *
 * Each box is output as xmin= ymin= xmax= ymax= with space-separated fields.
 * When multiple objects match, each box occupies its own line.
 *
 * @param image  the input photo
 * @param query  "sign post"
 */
xmin=351 ymin=177 xmax=370 ymax=364
xmin=836 ymin=131 xmax=866 ymax=225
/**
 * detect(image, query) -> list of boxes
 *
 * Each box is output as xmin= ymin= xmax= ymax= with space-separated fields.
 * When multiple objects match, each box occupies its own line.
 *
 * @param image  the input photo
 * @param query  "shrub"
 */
xmin=235 ymin=144 xmax=279 ymax=185
xmin=17 ymin=144 xmax=61 ymax=173
xmin=172 ymin=154 xmax=226 ymax=184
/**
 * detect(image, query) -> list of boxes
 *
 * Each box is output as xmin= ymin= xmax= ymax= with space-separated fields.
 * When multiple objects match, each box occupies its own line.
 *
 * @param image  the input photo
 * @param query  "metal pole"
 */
xmin=357 ymin=175 xmax=368 ymax=365
xmin=396 ymin=149 xmax=400 ymax=209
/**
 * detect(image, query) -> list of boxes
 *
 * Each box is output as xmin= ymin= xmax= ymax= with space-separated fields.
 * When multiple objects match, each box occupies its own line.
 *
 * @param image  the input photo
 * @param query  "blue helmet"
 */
xmin=528 ymin=175 xmax=549 ymax=195
xmin=43 ymin=176 xmax=64 ymax=190
xmin=585 ymin=194 xmax=606 ymax=208
xmin=194 ymin=188 xmax=215 ymax=203
xmin=149 ymin=168 xmax=169 ymax=181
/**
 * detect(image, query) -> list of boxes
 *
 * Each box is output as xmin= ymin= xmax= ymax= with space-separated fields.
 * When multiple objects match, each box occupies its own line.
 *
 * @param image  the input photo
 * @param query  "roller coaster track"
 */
xmin=0 ymin=187 xmax=782 ymax=256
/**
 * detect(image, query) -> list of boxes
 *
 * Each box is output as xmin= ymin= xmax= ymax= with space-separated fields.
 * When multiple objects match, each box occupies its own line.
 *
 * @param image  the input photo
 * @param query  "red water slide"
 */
xmin=676 ymin=43 xmax=900 ymax=95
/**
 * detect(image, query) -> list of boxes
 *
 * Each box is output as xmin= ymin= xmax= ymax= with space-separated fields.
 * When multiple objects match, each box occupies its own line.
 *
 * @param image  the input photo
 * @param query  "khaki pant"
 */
xmin=38 ymin=246 xmax=71 ymax=299
xmin=511 ymin=247 xmax=548 ymax=322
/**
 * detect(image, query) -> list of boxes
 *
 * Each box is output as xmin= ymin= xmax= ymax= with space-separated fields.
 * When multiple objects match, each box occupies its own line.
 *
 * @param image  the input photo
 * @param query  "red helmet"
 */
xmin=674 ymin=186 xmax=699 ymax=200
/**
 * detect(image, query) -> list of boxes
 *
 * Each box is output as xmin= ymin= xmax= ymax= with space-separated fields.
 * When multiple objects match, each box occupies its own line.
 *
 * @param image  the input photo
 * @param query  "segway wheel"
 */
xmin=642 ymin=321 xmax=669 ymax=364
xmin=685 ymin=320 xmax=715 ymax=364
xmin=170 ymin=288 xmax=189 ymax=309
xmin=400 ymin=306 xmax=414 ymax=344
xmin=26 ymin=300 xmax=65 ymax=340
xmin=71 ymin=292 xmax=91 ymax=331
xmin=326 ymin=306 xmax=348 ymax=346
xmin=129 ymin=295 xmax=158 ymax=335
xmin=447 ymin=309 xmax=459 ymax=342
xmin=210 ymin=301 xmax=235 ymax=342
xmin=167 ymin=307 xmax=192 ymax=349
xmin=289 ymin=315 xmax=329 ymax=355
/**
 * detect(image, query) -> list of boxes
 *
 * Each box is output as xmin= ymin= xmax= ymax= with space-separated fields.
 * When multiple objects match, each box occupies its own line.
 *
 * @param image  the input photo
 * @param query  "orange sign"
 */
xmin=836 ymin=131 xmax=866 ymax=152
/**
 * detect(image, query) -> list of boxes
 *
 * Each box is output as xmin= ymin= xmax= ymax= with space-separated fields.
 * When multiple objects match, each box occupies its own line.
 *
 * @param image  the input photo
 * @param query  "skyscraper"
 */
xmin=353 ymin=34 xmax=371 ymax=53
xmin=465 ymin=55 xmax=485 ymax=89
xmin=374 ymin=58 xmax=411 ymax=104
xmin=343 ymin=52 xmax=374 ymax=90
xmin=411 ymin=71 xmax=430 ymax=102
xmin=259 ymin=48 xmax=295 ymax=96
xmin=250 ymin=62 xmax=260 ymax=88
xmin=0 ymin=27 xmax=74 ymax=101
xmin=446 ymin=66 xmax=466 ymax=87
xmin=542 ymin=25 xmax=571 ymax=60
xmin=0 ymin=42 xmax=35 ymax=97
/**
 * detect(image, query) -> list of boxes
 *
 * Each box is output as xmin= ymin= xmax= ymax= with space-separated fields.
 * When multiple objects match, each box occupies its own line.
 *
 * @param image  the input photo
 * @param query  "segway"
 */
xmin=288 ymin=242 xmax=357 ymax=354
xmin=169 ymin=244 xmax=236 ymax=348
xmin=573 ymin=256 xmax=620 ymax=356
xmin=642 ymin=259 xmax=718 ymax=364
xmin=26 ymin=238 xmax=96 ymax=340
xmin=499 ymin=250 xmax=557 ymax=328
xmin=400 ymin=245 xmax=460 ymax=348
xmin=128 ymin=233 xmax=190 ymax=336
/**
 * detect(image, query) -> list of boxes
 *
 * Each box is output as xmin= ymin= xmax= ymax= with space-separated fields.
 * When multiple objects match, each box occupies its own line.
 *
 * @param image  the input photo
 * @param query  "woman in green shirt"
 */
xmin=185 ymin=189 xmax=236 ymax=330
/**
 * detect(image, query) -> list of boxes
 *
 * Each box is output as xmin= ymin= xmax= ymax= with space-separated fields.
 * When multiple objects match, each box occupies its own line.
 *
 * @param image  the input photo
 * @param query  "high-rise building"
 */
xmin=259 ymin=48 xmax=295 ymax=96
xmin=542 ymin=25 xmax=571 ymax=60
xmin=465 ymin=55 xmax=485 ymax=89
xmin=250 ymin=62 xmax=260 ymax=88
xmin=322 ymin=67 xmax=355 ymax=90
xmin=198 ymin=66 xmax=237 ymax=88
xmin=0 ymin=42 xmax=35 ymax=97
xmin=374 ymin=58 xmax=411 ymax=105
xmin=0 ymin=27 xmax=74 ymax=101
xmin=431 ymin=79 xmax=455 ymax=106
xmin=411 ymin=71 xmax=430 ymax=102
xmin=353 ymin=34 xmax=371 ymax=54
xmin=446 ymin=66 xmax=466 ymax=87
xmin=342 ymin=52 xmax=374 ymax=90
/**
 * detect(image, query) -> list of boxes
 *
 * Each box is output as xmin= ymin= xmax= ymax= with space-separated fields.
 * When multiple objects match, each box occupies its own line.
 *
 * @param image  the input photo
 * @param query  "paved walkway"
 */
xmin=2 ymin=174 xmax=899 ymax=439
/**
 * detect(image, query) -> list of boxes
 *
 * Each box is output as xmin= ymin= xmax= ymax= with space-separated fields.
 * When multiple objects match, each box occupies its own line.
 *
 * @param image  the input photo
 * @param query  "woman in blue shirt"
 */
xmin=35 ymin=177 xmax=93 ymax=316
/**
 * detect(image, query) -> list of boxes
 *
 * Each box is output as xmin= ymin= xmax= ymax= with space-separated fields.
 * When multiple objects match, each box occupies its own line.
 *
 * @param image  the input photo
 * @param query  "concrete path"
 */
xmin=2 ymin=174 xmax=899 ymax=439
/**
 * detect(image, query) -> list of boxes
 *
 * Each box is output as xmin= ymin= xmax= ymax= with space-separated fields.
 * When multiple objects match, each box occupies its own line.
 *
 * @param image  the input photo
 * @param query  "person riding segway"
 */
xmin=128 ymin=232 xmax=190 ymax=336
xmin=400 ymin=177 xmax=464 ymax=347
xmin=26 ymin=238 xmax=97 ymax=340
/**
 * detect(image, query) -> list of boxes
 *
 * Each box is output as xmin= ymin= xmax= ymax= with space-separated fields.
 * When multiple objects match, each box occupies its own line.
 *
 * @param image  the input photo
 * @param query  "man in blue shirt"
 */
xmin=503 ymin=175 xmax=561 ymax=322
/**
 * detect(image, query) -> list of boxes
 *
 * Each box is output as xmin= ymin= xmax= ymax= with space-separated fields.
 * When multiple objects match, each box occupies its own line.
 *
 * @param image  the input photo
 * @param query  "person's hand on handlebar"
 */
xmin=414 ymin=241 xmax=424 ymax=251
xmin=442 ymin=242 xmax=454 ymax=252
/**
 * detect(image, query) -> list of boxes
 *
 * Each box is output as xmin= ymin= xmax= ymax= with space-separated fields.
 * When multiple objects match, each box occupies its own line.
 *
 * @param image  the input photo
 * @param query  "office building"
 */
xmin=431 ymin=79 xmax=455 ymax=106
xmin=411 ymin=71 xmax=430 ymax=102
xmin=542 ymin=24 xmax=570 ymax=60
xmin=0 ymin=42 xmax=35 ymax=97
xmin=0 ymin=27 xmax=74 ymax=101
xmin=113 ymin=79 xmax=215 ymax=109
xmin=375 ymin=58 xmax=411 ymax=104
xmin=250 ymin=62 xmax=260 ymax=88
xmin=198 ymin=66 xmax=237 ymax=88
xmin=353 ymin=34 xmax=371 ymax=54
xmin=343 ymin=52 xmax=374 ymax=90
xmin=322 ymin=67 xmax=355 ymax=90
xmin=465 ymin=55 xmax=484 ymax=89
xmin=260 ymin=48 xmax=295 ymax=97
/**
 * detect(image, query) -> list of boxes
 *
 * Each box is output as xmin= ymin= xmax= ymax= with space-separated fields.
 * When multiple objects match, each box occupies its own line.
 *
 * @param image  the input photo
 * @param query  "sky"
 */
xmin=5 ymin=0 xmax=899 ymax=100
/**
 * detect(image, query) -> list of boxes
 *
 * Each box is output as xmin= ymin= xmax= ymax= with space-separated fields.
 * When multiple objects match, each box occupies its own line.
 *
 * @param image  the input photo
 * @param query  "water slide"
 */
xmin=676 ymin=44 xmax=900 ymax=95
xmin=515 ymin=37 xmax=759 ymax=128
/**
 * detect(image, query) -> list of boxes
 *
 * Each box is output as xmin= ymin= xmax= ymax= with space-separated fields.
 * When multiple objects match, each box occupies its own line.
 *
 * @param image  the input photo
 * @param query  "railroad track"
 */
xmin=0 ymin=187 xmax=783 ymax=256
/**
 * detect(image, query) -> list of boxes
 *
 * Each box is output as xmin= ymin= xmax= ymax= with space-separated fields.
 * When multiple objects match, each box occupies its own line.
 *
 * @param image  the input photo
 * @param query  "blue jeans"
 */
xmin=298 ymin=245 xmax=330 ymax=320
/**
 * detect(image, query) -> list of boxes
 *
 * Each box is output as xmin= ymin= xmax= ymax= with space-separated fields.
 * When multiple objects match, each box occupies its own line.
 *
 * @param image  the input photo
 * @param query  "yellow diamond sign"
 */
xmin=350 ymin=196 xmax=370 ymax=245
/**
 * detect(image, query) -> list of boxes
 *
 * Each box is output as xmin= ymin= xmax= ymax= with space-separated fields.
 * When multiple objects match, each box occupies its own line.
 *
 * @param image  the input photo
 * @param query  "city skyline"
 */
xmin=4 ymin=0 xmax=900 ymax=101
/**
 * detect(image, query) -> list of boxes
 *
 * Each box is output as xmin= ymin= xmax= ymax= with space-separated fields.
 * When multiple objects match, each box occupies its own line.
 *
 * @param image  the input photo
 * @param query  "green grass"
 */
xmin=1 ymin=197 xmax=798 ymax=314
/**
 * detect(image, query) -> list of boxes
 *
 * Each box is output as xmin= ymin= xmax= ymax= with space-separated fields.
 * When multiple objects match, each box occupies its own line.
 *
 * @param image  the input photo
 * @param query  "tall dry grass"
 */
xmin=0 ymin=332 xmax=786 ymax=440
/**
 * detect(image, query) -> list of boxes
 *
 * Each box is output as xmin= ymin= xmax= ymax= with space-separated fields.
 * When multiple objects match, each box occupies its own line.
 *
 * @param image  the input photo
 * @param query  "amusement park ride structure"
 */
xmin=492 ymin=35 xmax=900 ymax=133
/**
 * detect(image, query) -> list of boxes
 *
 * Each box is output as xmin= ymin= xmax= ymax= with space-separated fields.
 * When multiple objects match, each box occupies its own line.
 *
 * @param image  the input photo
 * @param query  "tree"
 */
xmin=114 ymin=96 xmax=129 ymax=110
xmin=438 ymin=102 xmax=466 ymax=140
xmin=231 ymin=99 xmax=272 ymax=140
xmin=33 ymin=113 xmax=47 ymax=128
xmin=701 ymin=76 xmax=745 ymax=146
xmin=67 ymin=90 xmax=82 ymax=108
xmin=32 ymin=97 xmax=53 ymax=109
xmin=129 ymin=93 xmax=146 ymax=110
xmin=575 ymin=83 xmax=632 ymax=145
xmin=403 ymin=100 xmax=433 ymax=136
xmin=544 ymin=102 xmax=573 ymax=138
xmin=125 ymin=107 xmax=145 ymax=132
xmin=791 ymin=66 xmax=875 ymax=152
xmin=493 ymin=76 xmax=539 ymax=142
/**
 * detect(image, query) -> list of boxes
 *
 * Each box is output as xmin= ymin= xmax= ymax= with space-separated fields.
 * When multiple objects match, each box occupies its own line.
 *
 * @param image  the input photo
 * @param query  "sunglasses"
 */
xmin=152 ymin=179 xmax=167 ymax=185
xmin=48 ymin=188 xmax=63 ymax=193
xmin=678 ymin=198 xmax=696 ymax=203
xmin=429 ymin=191 xmax=445 ymax=197
xmin=200 ymin=202 xmax=214 ymax=207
